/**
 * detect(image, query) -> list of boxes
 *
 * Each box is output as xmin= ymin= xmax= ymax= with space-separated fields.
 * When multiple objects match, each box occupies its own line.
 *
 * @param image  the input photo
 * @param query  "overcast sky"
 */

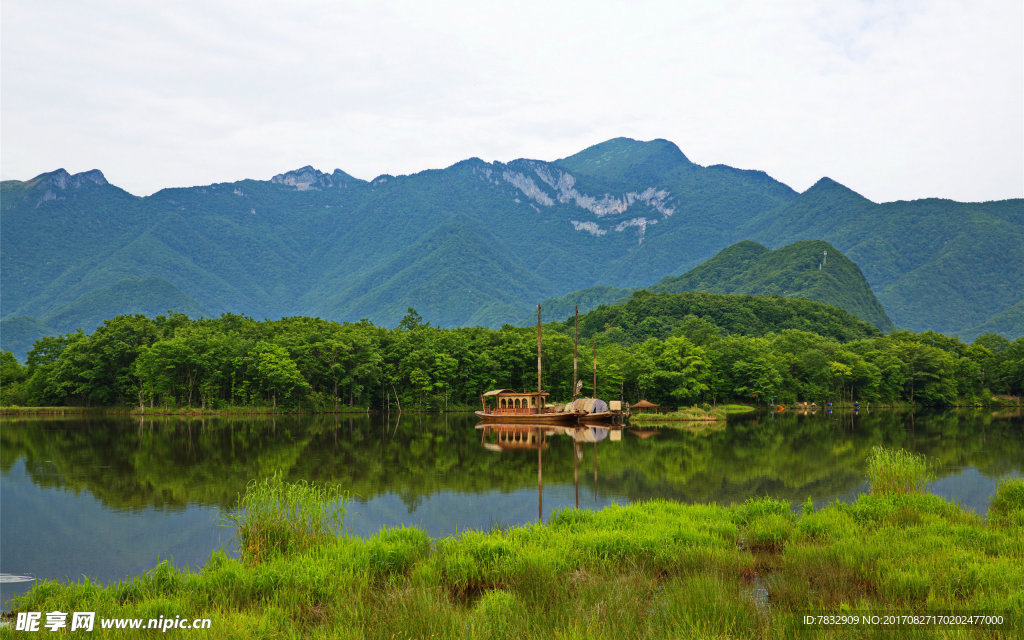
xmin=2 ymin=0 xmax=1021 ymax=202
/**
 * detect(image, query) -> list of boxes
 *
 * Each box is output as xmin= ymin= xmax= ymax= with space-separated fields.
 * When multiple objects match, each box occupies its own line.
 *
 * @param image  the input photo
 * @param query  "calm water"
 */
xmin=2 ymin=409 xmax=1021 ymax=608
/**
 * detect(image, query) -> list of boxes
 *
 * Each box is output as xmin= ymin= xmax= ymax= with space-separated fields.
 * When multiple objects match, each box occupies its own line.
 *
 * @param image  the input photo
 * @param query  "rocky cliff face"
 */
xmin=271 ymin=166 xmax=359 ymax=190
xmin=13 ymin=168 xmax=111 ymax=207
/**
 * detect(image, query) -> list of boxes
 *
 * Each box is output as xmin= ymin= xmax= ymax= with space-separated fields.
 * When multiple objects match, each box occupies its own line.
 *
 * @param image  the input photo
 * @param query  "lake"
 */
xmin=2 ymin=408 xmax=1021 ymax=609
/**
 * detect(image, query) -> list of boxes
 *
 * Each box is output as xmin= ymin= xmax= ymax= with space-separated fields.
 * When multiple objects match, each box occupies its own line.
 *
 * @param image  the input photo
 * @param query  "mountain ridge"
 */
xmin=2 ymin=137 xmax=1021 ymax=359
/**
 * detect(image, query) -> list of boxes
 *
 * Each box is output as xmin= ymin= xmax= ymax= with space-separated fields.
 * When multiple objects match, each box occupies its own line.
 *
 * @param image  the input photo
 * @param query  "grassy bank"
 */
xmin=630 ymin=404 xmax=755 ymax=424
xmin=718 ymin=403 xmax=757 ymax=414
xmin=0 ymin=406 xmax=126 ymax=415
xmin=128 ymin=406 xmax=373 ymax=416
xmin=631 ymin=406 xmax=728 ymax=422
xmin=6 ymin=458 xmax=1023 ymax=638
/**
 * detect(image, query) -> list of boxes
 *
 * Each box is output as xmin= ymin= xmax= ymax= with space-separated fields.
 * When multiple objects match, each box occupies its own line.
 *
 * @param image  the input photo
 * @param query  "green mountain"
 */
xmin=958 ymin=301 xmax=1024 ymax=343
xmin=0 ymin=316 xmax=58 ymax=361
xmin=649 ymin=240 xmax=894 ymax=331
xmin=533 ymin=240 xmax=893 ymax=331
xmin=315 ymin=218 xmax=557 ymax=327
xmin=43 ymin=277 xmax=209 ymax=333
xmin=0 ymin=278 xmax=207 ymax=359
xmin=2 ymin=139 xmax=1021 ymax=359
xmin=741 ymin=178 xmax=1024 ymax=335
xmin=570 ymin=290 xmax=881 ymax=344
xmin=534 ymin=286 xmax=636 ymax=324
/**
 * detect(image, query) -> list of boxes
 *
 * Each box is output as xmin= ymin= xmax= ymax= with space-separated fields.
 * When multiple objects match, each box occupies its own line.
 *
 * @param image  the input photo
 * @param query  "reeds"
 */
xmin=226 ymin=473 xmax=347 ymax=563
xmin=866 ymin=446 xmax=933 ymax=495
xmin=989 ymin=477 xmax=1024 ymax=528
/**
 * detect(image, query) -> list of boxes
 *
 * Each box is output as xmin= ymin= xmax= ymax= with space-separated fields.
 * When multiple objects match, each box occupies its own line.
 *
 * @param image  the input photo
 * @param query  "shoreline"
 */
xmin=5 ymin=476 xmax=1021 ymax=638
xmin=0 ymin=406 xmax=480 ymax=417
xmin=4 ymin=401 xmax=1019 ymax=418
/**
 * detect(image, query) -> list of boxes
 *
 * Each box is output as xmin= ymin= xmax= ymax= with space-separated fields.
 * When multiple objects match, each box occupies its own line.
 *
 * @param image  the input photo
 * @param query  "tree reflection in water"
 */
xmin=2 ymin=409 xmax=1022 ymax=516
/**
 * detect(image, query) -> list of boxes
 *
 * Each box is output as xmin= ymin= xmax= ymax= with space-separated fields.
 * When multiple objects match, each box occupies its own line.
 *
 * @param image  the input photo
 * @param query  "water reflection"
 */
xmin=477 ymin=424 xmax=615 ymax=519
xmin=2 ymin=409 xmax=1021 ymax=609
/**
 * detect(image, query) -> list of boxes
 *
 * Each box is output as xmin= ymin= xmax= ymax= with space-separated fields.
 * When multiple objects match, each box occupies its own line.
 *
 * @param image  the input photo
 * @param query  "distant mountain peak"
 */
xmin=33 ymin=168 xmax=109 ymax=189
xmin=272 ymin=166 xmax=329 ymax=190
xmin=560 ymin=137 xmax=692 ymax=168
xmin=271 ymin=166 xmax=360 ymax=190
xmin=8 ymin=168 xmax=112 ymax=208
xmin=804 ymin=176 xmax=873 ymax=203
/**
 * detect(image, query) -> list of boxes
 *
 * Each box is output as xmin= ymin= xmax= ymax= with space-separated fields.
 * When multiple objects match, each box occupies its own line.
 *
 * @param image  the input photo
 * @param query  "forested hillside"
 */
xmin=534 ymin=241 xmax=893 ymax=331
xmin=3 ymin=138 xmax=1021 ymax=358
xmin=3 ymin=293 xmax=1020 ymax=412
xmin=650 ymin=240 xmax=893 ymax=330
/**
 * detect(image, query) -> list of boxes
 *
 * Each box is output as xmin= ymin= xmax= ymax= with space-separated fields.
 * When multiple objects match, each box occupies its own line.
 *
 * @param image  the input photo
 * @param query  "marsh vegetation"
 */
xmin=8 ymin=455 xmax=1022 ymax=638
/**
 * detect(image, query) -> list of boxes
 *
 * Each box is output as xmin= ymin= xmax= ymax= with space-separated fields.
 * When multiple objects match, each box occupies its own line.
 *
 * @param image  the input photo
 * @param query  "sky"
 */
xmin=2 ymin=0 xmax=1021 ymax=203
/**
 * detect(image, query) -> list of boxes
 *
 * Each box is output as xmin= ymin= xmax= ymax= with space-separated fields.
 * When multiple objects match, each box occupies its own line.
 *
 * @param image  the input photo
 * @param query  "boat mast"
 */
xmin=593 ymin=337 xmax=597 ymax=397
xmin=573 ymin=305 xmax=579 ymax=398
xmin=537 ymin=304 xmax=542 ymax=400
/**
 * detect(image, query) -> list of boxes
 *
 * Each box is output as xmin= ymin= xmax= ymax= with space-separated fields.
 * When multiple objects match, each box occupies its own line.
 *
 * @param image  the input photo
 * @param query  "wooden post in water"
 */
xmin=574 ymin=442 xmax=579 ymax=509
xmin=538 ymin=429 xmax=543 ymax=521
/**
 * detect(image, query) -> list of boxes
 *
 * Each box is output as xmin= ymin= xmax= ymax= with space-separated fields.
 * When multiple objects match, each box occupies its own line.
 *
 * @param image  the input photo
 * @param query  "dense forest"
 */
xmin=2 ymin=292 xmax=1021 ymax=410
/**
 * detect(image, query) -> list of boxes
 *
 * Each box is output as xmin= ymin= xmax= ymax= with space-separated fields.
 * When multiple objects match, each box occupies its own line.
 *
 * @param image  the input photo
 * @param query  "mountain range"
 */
xmin=2 ymin=137 xmax=1021 ymax=357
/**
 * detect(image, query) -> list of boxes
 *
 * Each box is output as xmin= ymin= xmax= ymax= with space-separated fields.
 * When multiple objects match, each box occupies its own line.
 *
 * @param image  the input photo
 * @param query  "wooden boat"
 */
xmin=475 ymin=306 xmax=581 ymax=425
xmin=475 ymin=389 xmax=581 ymax=424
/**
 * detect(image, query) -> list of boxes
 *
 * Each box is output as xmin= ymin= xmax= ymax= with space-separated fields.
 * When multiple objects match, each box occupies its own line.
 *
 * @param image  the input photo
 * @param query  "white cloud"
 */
xmin=1 ymin=0 xmax=1020 ymax=202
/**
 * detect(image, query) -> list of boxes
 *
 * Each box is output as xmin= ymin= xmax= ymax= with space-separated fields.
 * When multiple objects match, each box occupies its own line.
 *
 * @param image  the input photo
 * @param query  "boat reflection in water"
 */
xmin=476 ymin=423 xmax=633 ymax=520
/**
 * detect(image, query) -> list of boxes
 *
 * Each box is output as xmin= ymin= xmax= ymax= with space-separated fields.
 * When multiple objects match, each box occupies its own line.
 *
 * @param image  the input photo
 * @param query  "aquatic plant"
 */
xmin=226 ymin=474 xmax=346 ymax=564
xmin=989 ymin=477 xmax=1024 ymax=528
xmin=866 ymin=446 xmax=933 ymax=495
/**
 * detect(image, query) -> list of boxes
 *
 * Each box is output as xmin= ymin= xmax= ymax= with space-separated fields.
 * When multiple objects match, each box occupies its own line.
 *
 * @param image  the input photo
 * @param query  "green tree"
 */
xmin=0 ymin=350 xmax=29 ymax=405
xmin=651 ymin=336 xmax=710 ymax=405
xmin=251 ymin=342 xmax=309 ymax=409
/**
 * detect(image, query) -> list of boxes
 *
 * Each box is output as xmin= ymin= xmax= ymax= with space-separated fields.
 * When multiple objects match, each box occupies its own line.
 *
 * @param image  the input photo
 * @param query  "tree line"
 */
xmin=1 ymin=307 xmax=1022 ymax=410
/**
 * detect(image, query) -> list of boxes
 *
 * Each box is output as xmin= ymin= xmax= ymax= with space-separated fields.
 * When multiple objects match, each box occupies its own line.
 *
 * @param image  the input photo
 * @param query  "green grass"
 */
xmin=8 ymin=460 xmax=1023 ymax=639
xmin=630 ymin=406 xmax=727 ymax=422
xmin=866 ymin=446 xmax=933 ymax=496
xmin=224 ymin=474 xmax=347 ymax=564
xmin=718 ymin=403 xmax=756 ymax=414
xmin=989 ymin=477 xmax=1024 ymax=528
xmin=0 ymin=406 xmax=120 ymax=414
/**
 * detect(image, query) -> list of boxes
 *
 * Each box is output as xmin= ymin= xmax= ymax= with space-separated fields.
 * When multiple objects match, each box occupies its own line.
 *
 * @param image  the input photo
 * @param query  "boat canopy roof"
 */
xmin=482 ymin=389 xmax=549 ymax=397
xmin=631 ymin=399 xmax=659 ymax=408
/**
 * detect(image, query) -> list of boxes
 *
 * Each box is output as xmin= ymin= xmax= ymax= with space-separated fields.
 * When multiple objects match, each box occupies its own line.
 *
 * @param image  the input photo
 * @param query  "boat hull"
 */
xmin=578 ymin=411 xmax=628 ymax=425
xmin=474 ymin=410 xmax=580 ymax=425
